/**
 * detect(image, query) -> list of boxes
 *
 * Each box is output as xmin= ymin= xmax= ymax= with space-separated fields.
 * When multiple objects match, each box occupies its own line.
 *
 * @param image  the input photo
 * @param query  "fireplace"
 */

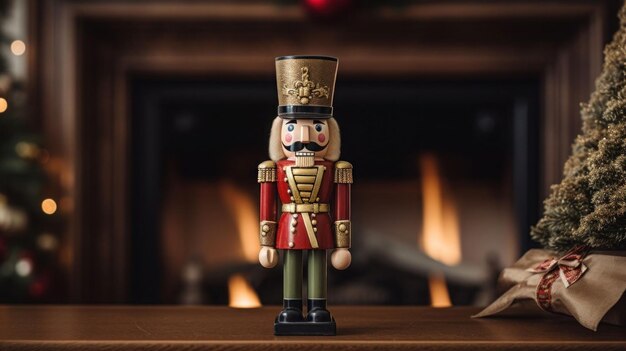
xmin=32 ymin=1 xmax=618 ymax=303
xmin=128 ymin=76 xmax=539 ymax=305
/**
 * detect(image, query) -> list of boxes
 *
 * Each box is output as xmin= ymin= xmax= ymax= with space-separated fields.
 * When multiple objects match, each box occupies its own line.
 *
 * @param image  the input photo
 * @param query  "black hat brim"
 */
xmin=278 ymin=105 xmax=333 ymax=119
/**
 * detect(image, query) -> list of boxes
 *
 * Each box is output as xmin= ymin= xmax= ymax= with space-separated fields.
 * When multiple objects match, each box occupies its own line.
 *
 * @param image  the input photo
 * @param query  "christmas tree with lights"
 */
xmin=0 ymin=0 xmax=62 ymax=302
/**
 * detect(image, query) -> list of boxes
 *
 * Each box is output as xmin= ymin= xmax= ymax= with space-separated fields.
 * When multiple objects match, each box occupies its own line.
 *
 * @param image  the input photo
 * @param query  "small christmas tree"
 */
xmin=0 ymin=0 xmax=62 ymax=302
xmin=531 ymin=5 xmax=626 ymax=252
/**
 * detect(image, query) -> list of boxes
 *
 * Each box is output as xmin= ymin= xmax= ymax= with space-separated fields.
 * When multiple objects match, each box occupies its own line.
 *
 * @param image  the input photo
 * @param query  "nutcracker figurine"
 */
xmin=257 ymin=55 xmax=352 ymax=336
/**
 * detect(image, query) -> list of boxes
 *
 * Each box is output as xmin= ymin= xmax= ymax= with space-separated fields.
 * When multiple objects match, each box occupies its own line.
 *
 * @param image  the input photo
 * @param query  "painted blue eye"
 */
xmin=287 ymin=124 xmax=295 ymax=132
xmin=315 ymin=124 xmax=323 ymax=132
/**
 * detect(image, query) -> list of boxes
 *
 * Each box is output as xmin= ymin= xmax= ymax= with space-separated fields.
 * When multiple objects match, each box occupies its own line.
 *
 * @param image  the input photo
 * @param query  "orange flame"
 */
xmin=420 ymin=153 xmax=461 ymax=307
xmin=420 ymin=154 xmax=461 ymax=265
xmin=228 ymin=274 xmax=262 ymax=308
xmin=428 ymin=273 xmax=452 ymax=308
xmin=219 ymin=182 xmax=259 ymax=263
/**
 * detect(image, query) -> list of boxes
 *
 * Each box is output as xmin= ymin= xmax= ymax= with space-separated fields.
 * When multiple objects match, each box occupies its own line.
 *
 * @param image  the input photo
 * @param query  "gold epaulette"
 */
xmin=334 ymin=161 xmax=353 ymax=184
xmin=257 ymin=160 xmax=277 ymax=183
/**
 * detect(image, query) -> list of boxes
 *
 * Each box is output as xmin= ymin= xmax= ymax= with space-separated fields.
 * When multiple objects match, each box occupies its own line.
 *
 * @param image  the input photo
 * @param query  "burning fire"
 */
xmin=219 ymin=183 xmax=263 ymax=308
xmin=228 ymin=274 xmax=262 ymax=308
xmin=428 ymin=273 xmax=452 ymax=308
xmin=420 ymin=153 xmax=461 ymax=307
xmin=219 ymin=182 xmax=259 ymax=263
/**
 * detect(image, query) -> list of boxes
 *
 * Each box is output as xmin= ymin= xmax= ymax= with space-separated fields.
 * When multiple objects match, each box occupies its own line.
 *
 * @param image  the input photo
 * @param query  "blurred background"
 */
xmin=0 ymin=0 xmax=621 ymax=306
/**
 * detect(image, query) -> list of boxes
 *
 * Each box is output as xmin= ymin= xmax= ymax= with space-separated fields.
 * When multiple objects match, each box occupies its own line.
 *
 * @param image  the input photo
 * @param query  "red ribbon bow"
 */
xmin=527 ymin=245 xmax=589 ymax=311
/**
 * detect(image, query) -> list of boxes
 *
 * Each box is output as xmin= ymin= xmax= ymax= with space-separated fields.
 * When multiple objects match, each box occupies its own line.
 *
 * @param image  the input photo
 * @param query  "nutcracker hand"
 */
xmin=331 ymin=248 xmax=351 ymax=270
xmin=259 ymin=246 xmax=278 ymax=268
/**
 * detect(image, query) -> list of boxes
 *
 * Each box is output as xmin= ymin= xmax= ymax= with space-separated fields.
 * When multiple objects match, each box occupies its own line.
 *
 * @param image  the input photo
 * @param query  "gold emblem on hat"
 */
xmin=282 ymin=67 xmax=330 ymax=105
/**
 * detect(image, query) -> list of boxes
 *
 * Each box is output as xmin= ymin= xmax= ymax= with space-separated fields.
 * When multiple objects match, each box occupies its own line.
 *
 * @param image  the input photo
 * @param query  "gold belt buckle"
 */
xmin=281 ymin=203 xmax=329 ymax=213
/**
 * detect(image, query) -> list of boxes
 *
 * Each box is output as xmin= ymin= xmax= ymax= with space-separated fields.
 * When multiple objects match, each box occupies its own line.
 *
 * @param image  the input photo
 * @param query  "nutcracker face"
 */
xmin=280 ymin=119 xmax=330 ymax=159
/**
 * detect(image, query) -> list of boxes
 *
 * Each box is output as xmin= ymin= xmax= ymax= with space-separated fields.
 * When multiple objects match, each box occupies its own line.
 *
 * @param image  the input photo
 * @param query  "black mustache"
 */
xmin=282 ymin=141 xmax=327 ymax=152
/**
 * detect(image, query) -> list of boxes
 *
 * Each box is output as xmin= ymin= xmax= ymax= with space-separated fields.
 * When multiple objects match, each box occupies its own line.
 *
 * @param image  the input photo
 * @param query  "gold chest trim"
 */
xmin=285 ymin=165 xmax=325 ymax=204
xmin=283 ymin=165 xmax=326 ymax=249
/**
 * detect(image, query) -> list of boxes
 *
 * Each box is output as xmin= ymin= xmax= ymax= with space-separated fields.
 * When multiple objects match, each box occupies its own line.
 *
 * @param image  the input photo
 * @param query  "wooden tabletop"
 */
xmin=0 ymin=306 xmax=624 ymax=350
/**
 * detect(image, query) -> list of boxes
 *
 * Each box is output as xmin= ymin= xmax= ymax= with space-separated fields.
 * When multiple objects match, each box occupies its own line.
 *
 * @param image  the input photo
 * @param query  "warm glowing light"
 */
xmin=420 ymin=153 xmax=462 ymax=307
xmin=41 ymin=198 xmax=57 ymax=215
xmin=37 ymin=233 xmax=58 ymax=251
xmin=10 ymin=40 xmax=26 ymax=56
xmin=15 ymin=142 xmax=40 ymax=159
xmin=0 ymin=98 xmax=7 ymax=113
xmin=219 ymin=182 xmax=260 ymax=263
xmin=428 ymin=273 xmax=452 ymax=307
xmin=228 ymin=274 xmax=262 ymax=308
xmin=420 ymin=154 xmax=461 ymax=265
xmin=15 ymin=259 xmax=32 ymax=277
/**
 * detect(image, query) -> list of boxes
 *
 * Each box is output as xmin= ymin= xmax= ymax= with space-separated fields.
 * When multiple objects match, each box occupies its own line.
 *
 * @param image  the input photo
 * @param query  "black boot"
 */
xmin=277 ymin=299 xmax=304 ymax=323
xmin=306 ymin=299 xmax=332 ymax=323
xmin=275 ymin=298 xmax=336 ymax=335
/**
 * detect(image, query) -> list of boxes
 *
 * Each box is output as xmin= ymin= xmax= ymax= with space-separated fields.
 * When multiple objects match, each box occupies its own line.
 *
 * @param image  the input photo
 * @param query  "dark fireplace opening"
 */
xmin=130 ymin=76 xmax=540 ymax=305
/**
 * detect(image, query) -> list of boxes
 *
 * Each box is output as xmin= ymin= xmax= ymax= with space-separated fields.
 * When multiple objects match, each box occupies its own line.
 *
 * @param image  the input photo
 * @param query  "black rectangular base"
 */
xmin=274 ymin=318 xmax=337 ymax=336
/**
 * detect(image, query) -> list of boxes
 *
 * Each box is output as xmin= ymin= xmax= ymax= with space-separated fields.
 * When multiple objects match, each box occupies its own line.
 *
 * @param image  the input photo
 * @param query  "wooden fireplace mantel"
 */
xmin=32 ymin=0 xmax=621 ymax=303
xmin=0 ymin=306 xmax=624 ymax=350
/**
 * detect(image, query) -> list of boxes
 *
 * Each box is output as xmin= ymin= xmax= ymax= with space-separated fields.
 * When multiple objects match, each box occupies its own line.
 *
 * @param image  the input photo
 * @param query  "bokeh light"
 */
xmin=15 ymin=259 xmax=32 ymax=277
xmin=10 ymin=40 xmax=26 ymax=56
xmin=41 ymin=198 xmax=58 ymax=215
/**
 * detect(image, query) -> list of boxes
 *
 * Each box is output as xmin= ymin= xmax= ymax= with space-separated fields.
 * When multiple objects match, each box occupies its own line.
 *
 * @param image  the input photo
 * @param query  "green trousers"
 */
xmin=283 ymin=250 xmax=327 ymax=299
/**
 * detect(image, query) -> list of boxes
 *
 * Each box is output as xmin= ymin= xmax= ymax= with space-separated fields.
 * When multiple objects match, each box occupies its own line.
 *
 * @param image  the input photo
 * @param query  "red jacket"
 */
xmin=259 ymin=159 xmax=351 ymax=250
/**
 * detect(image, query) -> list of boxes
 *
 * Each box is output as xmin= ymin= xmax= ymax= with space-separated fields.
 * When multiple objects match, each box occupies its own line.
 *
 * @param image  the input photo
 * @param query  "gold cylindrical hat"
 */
xmin=275 ymin=55 xmax=338 ymax=119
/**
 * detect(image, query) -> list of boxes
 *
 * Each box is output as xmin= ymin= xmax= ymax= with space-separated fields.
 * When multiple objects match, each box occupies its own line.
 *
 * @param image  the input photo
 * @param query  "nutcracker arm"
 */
xmin=333 ymin=161 xmax=352 ymax=249
xmin=258 ymin=160 xmax=277 ymax=247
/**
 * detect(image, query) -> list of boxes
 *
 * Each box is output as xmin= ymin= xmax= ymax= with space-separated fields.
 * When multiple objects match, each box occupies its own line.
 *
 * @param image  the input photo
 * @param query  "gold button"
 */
xmin=311 ymin=220 xmax=317 ymax=225
xmin=261 ymin=232 xmax=267 ymax=237
xmin=290 ymin=196 xmax=294 ymax=201
xmin=262 ymin=224 xmax=270 ymax=232
xmin=284 ymin=177 xmax=288 ymax=182
xmin=287 ymin=189 xmax=291 ymax=194
xmin=291 ymin=221 xmax=297 ymax=227
xmin=289 ymin=242 xmax=294 ymax=248
xmin=313 ymin=228 xmax=318 ymax=232
xmin=338 ymin=224 xmax=347 ymax=232
xmin=316 ymin=197 xmax=320 ymax=201
xmin=311 ymin=213 xmax=316 ymax=218
xmin=292 ymin=214 xmax=298 ymax=219
xmin=290 ymin=227 xmax=296 ymax=233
